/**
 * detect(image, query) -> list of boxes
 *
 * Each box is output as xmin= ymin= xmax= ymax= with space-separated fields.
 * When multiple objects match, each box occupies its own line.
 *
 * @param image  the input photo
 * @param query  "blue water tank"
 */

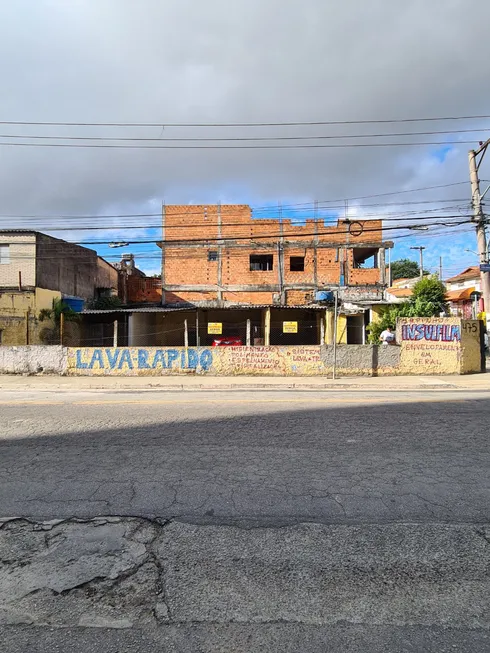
xmin=315 ymin=290 xmax=334 ymax=303
xmin=62 ymin=296 xmax=85 ymax=312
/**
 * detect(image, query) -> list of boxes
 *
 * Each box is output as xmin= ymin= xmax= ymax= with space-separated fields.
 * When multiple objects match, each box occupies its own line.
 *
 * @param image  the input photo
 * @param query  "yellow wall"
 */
xmin=324 ymin=311 xmax=348 ymax=345
xmin=0 ymin=289 xmax=61 ymax=345
xmin=35 ymin=288 xmax=61 ymax=312
xmin=370 ymin=306 xmax=384 ymax=323
xmin=460 ymin=320 xmax=482 ymax=374
xmin=399 ymin=317 xmax=481 ymax=375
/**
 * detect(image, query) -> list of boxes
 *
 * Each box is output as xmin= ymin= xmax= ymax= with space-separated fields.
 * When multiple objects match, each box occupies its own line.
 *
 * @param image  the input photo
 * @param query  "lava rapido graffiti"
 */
xmin=74 ymin=348 xmax=213 ymax=371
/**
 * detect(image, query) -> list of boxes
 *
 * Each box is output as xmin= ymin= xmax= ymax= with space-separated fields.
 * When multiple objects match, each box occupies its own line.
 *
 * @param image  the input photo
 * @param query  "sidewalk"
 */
xmin=0 ymin=373 xmax=488 ymax=391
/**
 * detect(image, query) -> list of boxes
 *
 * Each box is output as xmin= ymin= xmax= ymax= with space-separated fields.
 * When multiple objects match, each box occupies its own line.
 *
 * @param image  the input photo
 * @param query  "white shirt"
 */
xmin=380 ymin=330 xmax=395 ymax=344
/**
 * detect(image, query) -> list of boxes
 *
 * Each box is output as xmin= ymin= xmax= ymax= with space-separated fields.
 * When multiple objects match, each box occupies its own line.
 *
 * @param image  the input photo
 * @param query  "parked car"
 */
xmin=211 ymin=336 xmax=243 ymax=346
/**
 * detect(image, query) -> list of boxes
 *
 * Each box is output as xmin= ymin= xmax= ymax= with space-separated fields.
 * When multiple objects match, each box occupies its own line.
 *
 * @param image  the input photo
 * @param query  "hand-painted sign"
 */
xmin=283 ymin=321 xmax=298 ymax=333
xmin=73 ymin=347 xmax=213 ymax=371
xmin=207 ymin=322 xmax=222 ymax=334
xmin=401 ymin=323 xmax=460 ymax=342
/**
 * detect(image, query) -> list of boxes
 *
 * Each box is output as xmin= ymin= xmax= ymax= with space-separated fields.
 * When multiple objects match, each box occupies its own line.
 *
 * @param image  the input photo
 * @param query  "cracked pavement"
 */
xmin=1 ymin=389 xmax=489 ymax=525
xmin=1 ymin=387 xmax=490 ymax=651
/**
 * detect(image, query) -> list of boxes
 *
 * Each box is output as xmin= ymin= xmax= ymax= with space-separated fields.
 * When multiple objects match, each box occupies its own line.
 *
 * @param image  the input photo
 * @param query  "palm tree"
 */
xmin=39 ymin=299 xmax=80 ymax=344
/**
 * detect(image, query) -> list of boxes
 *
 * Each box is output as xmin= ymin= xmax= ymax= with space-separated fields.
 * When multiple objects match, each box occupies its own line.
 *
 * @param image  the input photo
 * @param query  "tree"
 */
xmin=410 ymin=276 xmax=448 ymax=316
xmin=38 ymin=298 xmax=80 ymax=344
xmin=367 ymin=275 xmax=448 ymax=343
xmin=87 ymin=296 xmax=122 ymax=310
xmin=390 ymin=258 xmax=421 ymax=281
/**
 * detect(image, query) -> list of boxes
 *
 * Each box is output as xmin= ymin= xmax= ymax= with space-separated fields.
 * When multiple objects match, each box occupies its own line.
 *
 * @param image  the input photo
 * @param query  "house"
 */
xmin=445 ymin=266 xmax=483 ymax=318
xmin=0 ymin=230 xmax=118 ymax=344
xmin=384 ymin=276 xmax=420 ymax=304
xmin=82 ymin=205 xmax=393 ymax=347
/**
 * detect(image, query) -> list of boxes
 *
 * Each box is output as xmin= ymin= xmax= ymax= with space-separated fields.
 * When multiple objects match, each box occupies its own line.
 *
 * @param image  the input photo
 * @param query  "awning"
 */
xmin=446 ymin=287 xmax=477 ymax=302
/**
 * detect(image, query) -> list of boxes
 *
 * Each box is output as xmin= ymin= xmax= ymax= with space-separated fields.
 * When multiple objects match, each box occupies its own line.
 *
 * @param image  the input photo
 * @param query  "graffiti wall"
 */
xmin=67 ymin=346 xmax=329 ymax=376
xmin=62 ymin=321 xmax=483 ymax=376
xmin=399 ymin=317 xmax=481 ymax=375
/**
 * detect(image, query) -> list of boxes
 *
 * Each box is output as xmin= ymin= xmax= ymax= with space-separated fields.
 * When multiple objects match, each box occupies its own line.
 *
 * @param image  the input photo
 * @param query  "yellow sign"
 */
xmin=283 ymin=321 xmax=298 ymax=333
xmin=208 ymin=322 xmax=223 ymax=335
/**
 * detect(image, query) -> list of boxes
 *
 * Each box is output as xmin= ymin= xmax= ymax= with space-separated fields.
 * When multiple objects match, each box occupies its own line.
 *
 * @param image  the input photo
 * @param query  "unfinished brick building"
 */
xmin=160 ymin=204 xmax=390 ymax=307
xmin=82 ymin=204 xmax=393 ymax=348
xmin=145 ymin=204 xmax=392 ymax=346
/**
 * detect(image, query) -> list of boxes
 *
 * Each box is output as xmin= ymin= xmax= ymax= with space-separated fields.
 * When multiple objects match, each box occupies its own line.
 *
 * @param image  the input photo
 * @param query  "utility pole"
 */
xmin=410 ymin=246 xmax=425 ymax=279
xmin=469 ymin=140 xmax=490 ymax=329
xmin=439 ymin=256 xmax=443 ymax=280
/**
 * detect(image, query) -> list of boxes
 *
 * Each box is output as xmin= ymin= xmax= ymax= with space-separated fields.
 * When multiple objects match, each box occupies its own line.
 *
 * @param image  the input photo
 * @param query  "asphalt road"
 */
xmin=1 ymin=388 xmax=489 ymax=525
xmin=1 ymin=387 xmax=490 ymax=652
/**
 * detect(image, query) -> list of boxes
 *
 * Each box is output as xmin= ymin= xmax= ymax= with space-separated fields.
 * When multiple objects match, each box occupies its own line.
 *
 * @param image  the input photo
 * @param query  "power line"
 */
xmin=4 ymin=222 xmax=474 ymax=264
xmin=3 ymin=219 xmax=472 ymax=253
xmin=0 ymin=139 xmax=482 ymax=150
xmin=0 ymin=209 xmax=472 ymax=234
xmin=1 ymin=127 xmax=490 ymax=143
xmin=1 ymin=114 xmax=490 ymax=128
xmin=0 ymin=198 xmax=470 ymax=223
xmin=0 ymin=181 xmax=472 ymax=221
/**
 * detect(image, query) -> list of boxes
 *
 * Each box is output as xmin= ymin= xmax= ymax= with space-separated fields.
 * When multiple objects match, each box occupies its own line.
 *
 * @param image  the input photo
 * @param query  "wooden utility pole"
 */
xmin=469 ymin=140 xmax=490 ymax=329
xmin=60 ymin=312 xmax=64 ymax=346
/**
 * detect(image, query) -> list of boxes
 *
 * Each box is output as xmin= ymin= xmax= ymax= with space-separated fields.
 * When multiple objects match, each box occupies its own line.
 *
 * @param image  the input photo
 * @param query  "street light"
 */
xmin=465 ymin=247 xmax=489 ymax=262
xmin=108 ymin=242 xmax=129 ymax=248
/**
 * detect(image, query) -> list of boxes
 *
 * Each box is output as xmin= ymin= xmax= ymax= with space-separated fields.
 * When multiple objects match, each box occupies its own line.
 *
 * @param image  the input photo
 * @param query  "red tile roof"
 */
xmin=446 ymin=266 xmax=480 ymax=283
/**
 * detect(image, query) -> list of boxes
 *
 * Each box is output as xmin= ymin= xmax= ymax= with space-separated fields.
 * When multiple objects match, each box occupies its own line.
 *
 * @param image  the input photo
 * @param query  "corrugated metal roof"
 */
xmin=81 ymin=304 xmax=329 ymax=315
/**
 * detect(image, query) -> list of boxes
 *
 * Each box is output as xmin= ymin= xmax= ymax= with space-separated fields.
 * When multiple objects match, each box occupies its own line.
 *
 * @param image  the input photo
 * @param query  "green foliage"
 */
xmin=390 ymin=258 xmax=421 ymax=281
xmin=38 ymin=298 xmax=80 ymax=325
xmin=87 ymin=296 xmax=122 ymax=310
xmin=367 ymin=275 xmax=448 ymax=343
xmin=38 ymin=299 xmax=80 ymax=344
xmin=411 ymin=276 xmax=448 ymax=315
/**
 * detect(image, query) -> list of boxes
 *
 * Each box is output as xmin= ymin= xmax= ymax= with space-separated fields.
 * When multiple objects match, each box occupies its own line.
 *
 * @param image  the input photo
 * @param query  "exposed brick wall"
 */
xmin=127 ymin=277 xmax=162 ymax=303
xmin=0 ymin=234 xmax=36 ymax=287
xmin=161 ymin=206 xmax=385 ymax=306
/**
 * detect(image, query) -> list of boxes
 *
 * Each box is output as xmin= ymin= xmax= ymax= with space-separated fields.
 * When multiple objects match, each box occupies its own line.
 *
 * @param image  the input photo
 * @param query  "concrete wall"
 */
xmin=66 ymin=345 xmax=400 ymax=377
xmin=0 ymin=345 xmax=66 ymax=374
xmin=0 ymin=317 xmax=482 ymax=376
xmin=321 ymin=344 xmax=400 ymax=376
xmin=36 ymin=234 xmax=117 ymax=301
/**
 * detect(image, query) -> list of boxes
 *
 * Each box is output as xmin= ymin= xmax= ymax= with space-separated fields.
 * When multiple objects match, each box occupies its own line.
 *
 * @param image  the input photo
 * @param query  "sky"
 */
xmin=0 ymin=0 xmax=490 ymax=278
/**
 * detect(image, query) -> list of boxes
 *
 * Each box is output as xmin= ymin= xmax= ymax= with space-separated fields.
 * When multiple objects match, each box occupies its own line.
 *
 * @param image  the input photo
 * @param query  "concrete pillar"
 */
xmin=264 ymin=307 xmax=271 ymax=346
xmin=246 ymin=319 xmax=251 ymax=346
xmin=128 ymin=314 xmax=133 ymax=346
xmin=379 ymin=248 xmax=386 ymax=285
xmin=113 ymin=320 xmax=118 ymax=347
xmin=184 ymin=319 xmax=189 ymax=348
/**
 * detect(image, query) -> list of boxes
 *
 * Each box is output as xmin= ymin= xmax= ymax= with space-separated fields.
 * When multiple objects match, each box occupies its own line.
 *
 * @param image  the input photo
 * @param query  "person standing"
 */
xmin=379 ymin=326 xmax=396 ymax=345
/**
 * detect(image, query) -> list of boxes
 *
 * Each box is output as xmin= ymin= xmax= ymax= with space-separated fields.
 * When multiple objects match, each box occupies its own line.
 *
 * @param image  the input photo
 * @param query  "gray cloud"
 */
xmin=0 ymin=0 xmax=488 ymax=224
